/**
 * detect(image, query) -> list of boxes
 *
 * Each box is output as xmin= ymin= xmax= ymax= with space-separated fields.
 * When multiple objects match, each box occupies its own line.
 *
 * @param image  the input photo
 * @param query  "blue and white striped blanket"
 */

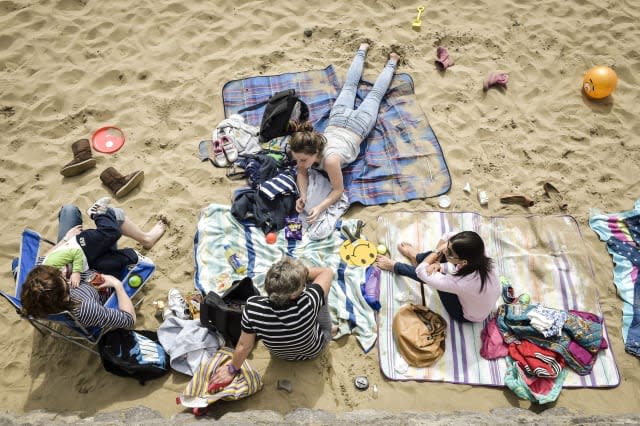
xmin=194 ymin=204 xmax=377 ymax=352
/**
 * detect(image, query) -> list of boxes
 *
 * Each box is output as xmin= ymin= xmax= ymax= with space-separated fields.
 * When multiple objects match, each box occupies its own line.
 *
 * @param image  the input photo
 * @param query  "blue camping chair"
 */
xmin=0 ymin=229 xmax=154 ymax=355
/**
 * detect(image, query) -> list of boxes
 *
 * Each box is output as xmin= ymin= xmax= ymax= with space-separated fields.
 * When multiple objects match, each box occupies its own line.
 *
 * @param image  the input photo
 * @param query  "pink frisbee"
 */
xmin=92 ymin=126 xmax=125 ymax=154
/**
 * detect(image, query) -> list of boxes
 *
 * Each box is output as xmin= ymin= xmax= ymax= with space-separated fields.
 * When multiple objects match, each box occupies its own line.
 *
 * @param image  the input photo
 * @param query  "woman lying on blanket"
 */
xmin=289 ymin=43 xmax=400 ymax=225
xmin=376 ymin=231 xmax=501 ymax=323
xmin=21 ymin=197 xmax=165 ymax=330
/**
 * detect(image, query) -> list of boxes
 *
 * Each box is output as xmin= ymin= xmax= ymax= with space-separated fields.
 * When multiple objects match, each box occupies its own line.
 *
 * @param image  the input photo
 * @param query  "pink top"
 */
xmin=415 ymin=233 xmax=500 ymax=322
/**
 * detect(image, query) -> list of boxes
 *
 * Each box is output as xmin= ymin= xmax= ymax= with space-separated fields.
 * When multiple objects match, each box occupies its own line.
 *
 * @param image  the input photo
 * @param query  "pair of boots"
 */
xmin=60 ymin=139 xmax=144 ymax=199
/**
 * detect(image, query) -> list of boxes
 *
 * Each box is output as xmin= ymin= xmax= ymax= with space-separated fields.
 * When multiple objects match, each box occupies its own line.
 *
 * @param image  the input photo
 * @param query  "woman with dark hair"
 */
xmin=376 ymin=231 xmax=500 ymax=323
xmin=20 ymin=197 xmax=165 ymax=330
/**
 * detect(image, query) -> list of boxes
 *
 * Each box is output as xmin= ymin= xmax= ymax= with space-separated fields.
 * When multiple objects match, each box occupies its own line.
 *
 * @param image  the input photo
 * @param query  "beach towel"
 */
xmin=589 ymin=199 xmax=640 ymax=356
xmin=377 ymin=210 xmax=619 ymax=387
xmin=194 ymin=203 xmax=377 ymax=352
xmin=222 ymin=66 xmax=450 ymax=206
xmin=177 ymin=347 xmax=263 ymax=409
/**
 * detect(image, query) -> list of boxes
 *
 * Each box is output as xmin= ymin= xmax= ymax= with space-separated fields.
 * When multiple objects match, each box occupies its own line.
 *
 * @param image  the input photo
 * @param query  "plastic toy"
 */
xmin=265 ymin=232 xmax=277 ymax=244
xmin=583 ymin=66 xmax=617 ymax=99
xmin=412 ymin=6 xmax=425 ymax=31
xmin=128 ymin=274 xmax=142 ymax=288
xmin=92 ymin=126 xmax=125 ymax=153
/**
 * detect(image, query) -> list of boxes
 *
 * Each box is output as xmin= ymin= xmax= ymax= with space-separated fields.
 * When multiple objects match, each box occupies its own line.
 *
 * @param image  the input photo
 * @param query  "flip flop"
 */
xmin=211 ymin=139 xmax=228 ymax=168
xmin=499 ymin=194 xmax=534 ymax=207
xmin=220 ymin=135 xmax=238 ymax=163
xmin=543 ymin=182 xmax=568 ymax=210
xmin=435 ymin=47 xmax=454 ymax=70
xmin=483 ymin=72 xmax=509 ymax=91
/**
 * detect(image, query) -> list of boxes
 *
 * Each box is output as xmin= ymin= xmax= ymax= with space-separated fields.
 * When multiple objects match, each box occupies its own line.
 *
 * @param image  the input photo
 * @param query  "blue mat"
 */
xmin=222 ymin=65 xmax=451 ymax=206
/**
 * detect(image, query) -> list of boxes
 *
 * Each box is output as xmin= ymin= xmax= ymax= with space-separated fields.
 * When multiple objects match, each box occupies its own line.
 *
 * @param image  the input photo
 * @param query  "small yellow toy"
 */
xmin=412 ymin=6 xmax=425 ymax=31
xmin=340 ymin=239 xmax=377 ymax=267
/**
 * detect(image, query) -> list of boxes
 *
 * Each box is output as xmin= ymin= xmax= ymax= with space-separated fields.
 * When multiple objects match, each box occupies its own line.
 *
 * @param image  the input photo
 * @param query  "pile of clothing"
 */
xmin=481 ymin=302 xmax=608 ymax=404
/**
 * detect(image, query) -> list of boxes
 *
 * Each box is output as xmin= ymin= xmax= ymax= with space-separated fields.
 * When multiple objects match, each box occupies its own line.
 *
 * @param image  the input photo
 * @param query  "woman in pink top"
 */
xmin=376 ymin=231 xmax=500 ymax=323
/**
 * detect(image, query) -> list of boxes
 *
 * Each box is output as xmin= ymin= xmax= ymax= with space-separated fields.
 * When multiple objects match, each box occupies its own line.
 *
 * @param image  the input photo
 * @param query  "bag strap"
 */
xmin=237 ymin=100 xmax=268 ymax=114
xmin=237 ymin=89 xmax=297 ymax=114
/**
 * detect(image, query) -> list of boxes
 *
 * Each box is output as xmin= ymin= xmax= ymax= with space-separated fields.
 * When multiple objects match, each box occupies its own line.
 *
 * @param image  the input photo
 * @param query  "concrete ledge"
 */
xmin=1 ymin=407 xmax=639 ymax=425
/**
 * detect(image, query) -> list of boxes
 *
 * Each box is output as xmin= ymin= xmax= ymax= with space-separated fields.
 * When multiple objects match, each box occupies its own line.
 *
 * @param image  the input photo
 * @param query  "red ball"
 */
xmin=265 ymin=232 xmax=277 ymax=244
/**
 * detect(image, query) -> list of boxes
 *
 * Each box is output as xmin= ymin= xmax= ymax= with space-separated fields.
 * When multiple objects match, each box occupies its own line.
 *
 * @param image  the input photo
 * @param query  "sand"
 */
xmin=1 ymin=0 xmax=638 ymax=418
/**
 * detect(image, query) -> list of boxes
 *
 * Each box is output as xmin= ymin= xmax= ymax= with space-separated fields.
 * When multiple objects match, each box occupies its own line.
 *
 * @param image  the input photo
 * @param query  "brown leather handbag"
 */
xmin=393 ymin=303 xmax=447 ymax=367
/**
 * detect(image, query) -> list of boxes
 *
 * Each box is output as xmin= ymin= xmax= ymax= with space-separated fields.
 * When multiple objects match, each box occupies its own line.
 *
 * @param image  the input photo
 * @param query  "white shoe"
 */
xmin=167 ymin=288 xmax=191 ymax=320
xmin=87 ymin=196 xmax=111 ymax=219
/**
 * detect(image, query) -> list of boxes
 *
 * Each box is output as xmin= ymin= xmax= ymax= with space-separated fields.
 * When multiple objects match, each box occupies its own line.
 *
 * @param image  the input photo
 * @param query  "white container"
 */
xmin=438 ymin=195 xmax=451 ymax=208
xmin=477 ymin=190 xmax=489 ymax=206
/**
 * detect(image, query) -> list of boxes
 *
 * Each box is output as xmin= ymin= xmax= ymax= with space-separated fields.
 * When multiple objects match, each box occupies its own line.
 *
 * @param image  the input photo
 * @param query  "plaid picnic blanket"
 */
xmin=589 ymin=199 xmax=640 ymax=355
xmin=376 ymin=210 xmax=619 ymax=387
xmin=222 ymin=66 xmax=451 ymax=206
xmin=194 ymin=204 xmax=378 ymax=352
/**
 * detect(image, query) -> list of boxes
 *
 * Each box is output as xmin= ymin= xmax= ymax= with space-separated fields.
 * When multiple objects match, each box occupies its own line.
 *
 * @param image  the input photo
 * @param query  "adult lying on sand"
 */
xmin=375 ymin=231 xmax=500 ymax=323
xmin=289 ymin=42 xmax=401 ymax=224
xmin=210 ymin=258 xmax=334 ymax=385
xmin=20 ymin=197 xmax=165 ymax=330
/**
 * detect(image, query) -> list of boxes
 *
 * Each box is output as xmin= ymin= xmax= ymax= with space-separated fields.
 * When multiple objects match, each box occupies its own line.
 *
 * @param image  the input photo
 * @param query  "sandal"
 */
xmin=483 ymin=72 xmax=509 ymax=91
xmin=211 ymin=139 xmax=228 ymax=168
xmin=225 ymin=164 xmax=246 ymax=181
xmin=500 ymin=194 xmax=534 ymax=207
xmin=220 ymin=135 xmax=238 ymax=163
xmin=435 ymin=47 xmax=454 ymax=70
xmin=543 ymin=182 xmax=568 ymax=210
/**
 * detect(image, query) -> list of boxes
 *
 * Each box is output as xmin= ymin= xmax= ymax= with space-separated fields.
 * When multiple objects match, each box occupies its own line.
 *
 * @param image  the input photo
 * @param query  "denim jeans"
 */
xmin=393 ymin=250 xmax=469 ymax=322
xmin=56 ymin=204 xmax=136 ymax=277
xmin=328 ymin=48 xmax=398 ymax=140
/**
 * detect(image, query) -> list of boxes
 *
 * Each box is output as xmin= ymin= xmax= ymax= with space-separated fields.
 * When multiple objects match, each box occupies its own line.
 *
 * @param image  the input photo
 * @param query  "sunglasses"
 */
xmin=444 ymin=243 xmax=461 ymax=260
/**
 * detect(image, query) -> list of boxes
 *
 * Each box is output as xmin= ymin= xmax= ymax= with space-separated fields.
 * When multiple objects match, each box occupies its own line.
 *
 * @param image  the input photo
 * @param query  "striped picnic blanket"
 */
xmin=194 ymin=204 xmax=377 ymax=352
xmin=377 ymin=211 xmax=619 ymax=387
xmin=589 ymin=199 xmax=640 ymax=350
xmin=222 ymin=66 xmax=451 ymax=206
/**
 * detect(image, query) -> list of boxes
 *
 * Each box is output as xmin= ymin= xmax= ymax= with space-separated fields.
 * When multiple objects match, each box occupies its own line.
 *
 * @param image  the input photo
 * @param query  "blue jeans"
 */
xmin=56 ymin=204 xmax=136 ymax=277
xmin=393 ymin=251 xmax=469 ymax=322
xmin=327 ymin=48 xmax=398 ymax=140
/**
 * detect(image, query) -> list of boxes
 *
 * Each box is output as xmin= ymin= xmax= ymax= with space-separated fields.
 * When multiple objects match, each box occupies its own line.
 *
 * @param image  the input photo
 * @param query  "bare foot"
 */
xmin=397 ymin=242 xmax=418 ymax=266
xmin=331 ymin=325 xmax=339 ymax=337
xmin=375 ymin=254 xmax=396 ymax=272
xmin=389 ymin=52 xmax=401 ymax=63
xmin=359 ymin=42 xmax=370 ymax=52
xmin=142 ymin=221 xmax=166 ymax=250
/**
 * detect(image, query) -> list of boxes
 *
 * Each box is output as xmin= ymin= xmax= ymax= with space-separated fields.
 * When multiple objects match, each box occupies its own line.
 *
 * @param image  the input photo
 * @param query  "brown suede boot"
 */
xmin=100 ymin=167 xmax=144 ymax=198
xmin=60 ymin=139 xmax=96 ymax=177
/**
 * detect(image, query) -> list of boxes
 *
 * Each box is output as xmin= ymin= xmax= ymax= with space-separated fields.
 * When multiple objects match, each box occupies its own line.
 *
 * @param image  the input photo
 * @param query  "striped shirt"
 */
xmin=241 ymin=283 xmax=326 ymax=361
xmin=70 ymin=283 xmax=134 ymax=330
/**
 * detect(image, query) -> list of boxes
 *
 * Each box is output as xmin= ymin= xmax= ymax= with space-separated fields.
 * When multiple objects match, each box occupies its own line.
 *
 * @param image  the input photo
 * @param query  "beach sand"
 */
xmin=1 ymin=0 xmax=638 ymax=418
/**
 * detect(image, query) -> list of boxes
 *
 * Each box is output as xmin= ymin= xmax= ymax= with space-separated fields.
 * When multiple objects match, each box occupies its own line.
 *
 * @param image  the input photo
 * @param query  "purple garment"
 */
xmin=480 ymin=317 xmax=509 ymax=359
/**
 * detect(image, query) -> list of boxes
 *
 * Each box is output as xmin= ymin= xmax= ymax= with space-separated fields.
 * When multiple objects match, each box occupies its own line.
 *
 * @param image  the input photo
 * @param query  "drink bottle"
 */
xmin=223 ymin=243 xmax=247 ymax=274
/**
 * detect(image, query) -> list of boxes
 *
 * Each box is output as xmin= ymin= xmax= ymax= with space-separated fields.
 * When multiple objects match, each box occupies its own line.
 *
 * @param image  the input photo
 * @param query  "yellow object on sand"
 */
xmin=582 ymin=65 xmax=618 ymax=99
xmin=412 ymin=6 xmax=425 ymax=30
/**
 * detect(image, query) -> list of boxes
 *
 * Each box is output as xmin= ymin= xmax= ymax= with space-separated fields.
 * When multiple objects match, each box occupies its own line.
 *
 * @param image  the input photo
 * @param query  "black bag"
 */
xmin=98 ymin=329 xmax=170 ymax=385
xmin=238 ymin=89 xmax=309 ymax=143
xmin=200 ymin=277 xmax=259 ymax=347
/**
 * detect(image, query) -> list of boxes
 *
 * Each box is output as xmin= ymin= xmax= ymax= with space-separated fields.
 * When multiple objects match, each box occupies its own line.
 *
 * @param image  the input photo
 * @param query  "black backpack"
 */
xmin=98 ymin=329 xmax=170 ymax=385
xmin=238 ymin=89 xmax=309 ymax=143
xmin=200 ymin=277 xmax=260 ymax=347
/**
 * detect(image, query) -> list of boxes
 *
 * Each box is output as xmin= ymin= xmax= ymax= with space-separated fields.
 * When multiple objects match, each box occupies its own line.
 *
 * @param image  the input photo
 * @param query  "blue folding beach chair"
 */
xmin=0 ymin=229 xmax=154 ymax=355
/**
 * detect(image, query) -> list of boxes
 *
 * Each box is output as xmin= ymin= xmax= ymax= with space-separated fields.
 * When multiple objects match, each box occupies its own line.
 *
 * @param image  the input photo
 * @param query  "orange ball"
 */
xmin=582 ymin=66 xmax=617 ymax=99
xmin=265 ymin=232 xmax=277 ymax=244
